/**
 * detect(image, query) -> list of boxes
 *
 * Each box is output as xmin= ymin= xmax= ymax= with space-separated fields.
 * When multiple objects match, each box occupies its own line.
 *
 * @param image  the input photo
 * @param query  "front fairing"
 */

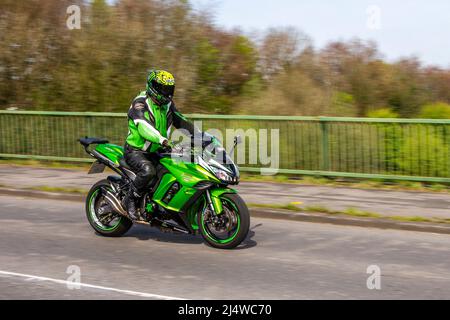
xmin=159 ymin=157 xmax=220 ymax=188
xmin=198 ymin=143 xmax=240 ymax=185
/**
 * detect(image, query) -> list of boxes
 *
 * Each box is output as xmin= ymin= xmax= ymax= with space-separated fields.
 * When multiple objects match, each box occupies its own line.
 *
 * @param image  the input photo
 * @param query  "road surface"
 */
xmin=0 ymin=165 xmax=449 ymax=218
xmin=1 ymin=195 xmax=450 ymax=299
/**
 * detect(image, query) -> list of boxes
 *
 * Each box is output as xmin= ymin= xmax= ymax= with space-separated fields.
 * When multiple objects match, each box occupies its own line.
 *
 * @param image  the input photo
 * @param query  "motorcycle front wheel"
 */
xmin=198 ymin=193 xmax=250 ymax=249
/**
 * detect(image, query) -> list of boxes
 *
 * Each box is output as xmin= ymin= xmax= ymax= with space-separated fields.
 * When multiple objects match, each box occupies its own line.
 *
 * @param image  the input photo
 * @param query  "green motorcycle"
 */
xmin=79 ymin=135 xmax=249 ymax=249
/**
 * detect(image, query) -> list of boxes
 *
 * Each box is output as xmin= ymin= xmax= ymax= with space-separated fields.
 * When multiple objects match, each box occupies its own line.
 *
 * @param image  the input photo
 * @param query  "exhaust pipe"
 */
xmin=103 ymin=189 xmax=128 ymax=217
xmin=101 ymin=188 xmax=190 ymax=234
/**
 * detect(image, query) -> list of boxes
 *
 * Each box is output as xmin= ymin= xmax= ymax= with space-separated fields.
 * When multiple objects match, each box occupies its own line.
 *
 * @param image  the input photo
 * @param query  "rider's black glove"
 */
xmin=202 ymin=132 xmax=218 ymax=149
xmin=160 ymin=139 xmax=173 ymax=153
xmin=202 ymin=133 xmax=221 ymax=150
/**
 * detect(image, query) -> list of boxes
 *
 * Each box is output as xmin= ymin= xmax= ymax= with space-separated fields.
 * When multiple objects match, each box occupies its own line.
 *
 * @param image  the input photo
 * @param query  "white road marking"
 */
xmin=0 ymin=270 xmax=185 ymax=300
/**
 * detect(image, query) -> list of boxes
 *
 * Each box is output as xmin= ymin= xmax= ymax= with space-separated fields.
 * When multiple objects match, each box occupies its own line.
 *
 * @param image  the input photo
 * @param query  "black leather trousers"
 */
xmin=124 ymin=144 xmax=156 ymax=194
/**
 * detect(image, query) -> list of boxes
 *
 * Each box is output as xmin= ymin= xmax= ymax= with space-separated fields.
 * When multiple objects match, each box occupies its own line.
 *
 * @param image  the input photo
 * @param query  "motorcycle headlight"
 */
xmin=211 ymin=166 xmax=234 ymax=183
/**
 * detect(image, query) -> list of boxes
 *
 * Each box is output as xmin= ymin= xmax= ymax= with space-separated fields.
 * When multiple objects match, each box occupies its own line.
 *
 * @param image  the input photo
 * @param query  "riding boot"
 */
xmin=124 ymin=186 xmax=142 ymax=220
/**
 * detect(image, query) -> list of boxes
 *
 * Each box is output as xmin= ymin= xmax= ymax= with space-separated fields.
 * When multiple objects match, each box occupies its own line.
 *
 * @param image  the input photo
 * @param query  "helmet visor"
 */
xmin=152 ymin=80 xmax=175 ymax=99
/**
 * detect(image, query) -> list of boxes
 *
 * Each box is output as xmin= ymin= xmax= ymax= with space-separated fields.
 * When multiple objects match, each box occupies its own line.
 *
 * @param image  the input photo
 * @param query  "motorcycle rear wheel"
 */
xmin=86 ymin=180 xmax=133 ymax=237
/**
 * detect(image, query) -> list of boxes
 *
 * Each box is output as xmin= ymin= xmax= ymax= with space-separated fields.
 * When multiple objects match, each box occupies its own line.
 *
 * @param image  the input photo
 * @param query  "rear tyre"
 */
xmin=86 ymin=180 xmax=132 ymax=237
xmin=198 ymin=193 xmax=250 ymax=249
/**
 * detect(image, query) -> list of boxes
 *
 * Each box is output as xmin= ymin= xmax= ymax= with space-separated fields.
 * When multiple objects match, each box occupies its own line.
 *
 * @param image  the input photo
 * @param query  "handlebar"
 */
xmin=157 ymin=136 xmax=220 ymax=159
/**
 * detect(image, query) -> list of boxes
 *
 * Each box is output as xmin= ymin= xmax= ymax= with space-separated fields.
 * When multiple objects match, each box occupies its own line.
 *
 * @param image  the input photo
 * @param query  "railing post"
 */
xmin=320 ymin=118 xmax=330 ymax=171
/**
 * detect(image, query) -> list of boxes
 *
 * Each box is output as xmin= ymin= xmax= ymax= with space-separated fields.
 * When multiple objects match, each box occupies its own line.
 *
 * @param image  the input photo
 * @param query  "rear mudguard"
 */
xmin=210 ymin=188 xmax=238 ymax=214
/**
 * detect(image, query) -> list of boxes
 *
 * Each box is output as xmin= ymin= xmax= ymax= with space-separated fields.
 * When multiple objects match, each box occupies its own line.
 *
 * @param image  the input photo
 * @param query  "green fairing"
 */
xmin=151 ymin=158 xmax=218 ymax=212
xmin=95 ymin=144 xmax=124 ymax=165
xmin=152 ymin=174 xmax=195 ymax=212
xmin=153 ymin=158 xmax=237 ymax=222
xmin=160 ymin=158 xmax=220 ymax=188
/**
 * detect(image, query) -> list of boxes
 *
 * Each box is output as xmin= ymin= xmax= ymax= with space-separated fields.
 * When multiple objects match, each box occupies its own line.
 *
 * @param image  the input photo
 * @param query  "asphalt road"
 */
xmin=1 ymin=195 xmax=450 ymax=300
xmin=1 ymin=165 xmax=450 ymax=219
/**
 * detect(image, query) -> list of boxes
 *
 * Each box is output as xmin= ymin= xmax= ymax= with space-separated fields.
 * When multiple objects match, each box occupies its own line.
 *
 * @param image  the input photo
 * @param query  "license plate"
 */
xmin=88 ymin=161 xmax=106 ymax=174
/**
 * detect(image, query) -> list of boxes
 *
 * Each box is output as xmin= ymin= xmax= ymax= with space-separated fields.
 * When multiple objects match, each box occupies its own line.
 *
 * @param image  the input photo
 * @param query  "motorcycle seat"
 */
xmin=79 ymin=137 xmax=109 ymax=147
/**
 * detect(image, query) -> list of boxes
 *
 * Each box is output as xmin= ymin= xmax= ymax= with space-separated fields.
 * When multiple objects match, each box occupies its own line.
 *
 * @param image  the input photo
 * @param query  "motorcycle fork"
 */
xmin=205 ymin=190 xmax=219 ymax=216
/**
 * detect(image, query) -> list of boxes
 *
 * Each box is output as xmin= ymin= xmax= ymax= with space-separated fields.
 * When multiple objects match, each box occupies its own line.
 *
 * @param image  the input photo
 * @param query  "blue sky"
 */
xmin=190 ymin=0 xmax=450 ymax=67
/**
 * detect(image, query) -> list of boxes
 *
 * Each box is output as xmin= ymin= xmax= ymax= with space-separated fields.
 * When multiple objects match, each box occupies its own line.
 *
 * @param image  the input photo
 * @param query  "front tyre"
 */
xmin=198 ymin=193 xmax=250 ymax=249
xmin=86 ymin=180 xmax=132 ymax=237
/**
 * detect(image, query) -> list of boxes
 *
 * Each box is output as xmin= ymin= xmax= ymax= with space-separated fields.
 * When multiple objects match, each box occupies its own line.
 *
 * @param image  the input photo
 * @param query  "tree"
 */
xmin=258 ymin=27 xmax=310 ymax=80
xmin=1 ymin=1 xmax=450 ymax=117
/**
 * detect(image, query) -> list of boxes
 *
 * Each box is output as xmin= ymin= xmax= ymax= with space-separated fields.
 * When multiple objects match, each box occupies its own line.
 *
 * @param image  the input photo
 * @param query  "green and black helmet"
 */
xmin=146 ymin=70 xmax=175 ymax=105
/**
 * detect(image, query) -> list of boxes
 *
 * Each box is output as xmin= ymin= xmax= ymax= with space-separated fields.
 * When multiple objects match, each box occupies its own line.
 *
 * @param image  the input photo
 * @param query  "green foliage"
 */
xmin=367 ymin=108 xmax=399 ymax=118
xmin=334 ymin=92 xmax=355 ymax=105
xmin=395 ymin=132 xmax=448 ymax=177
xmin=330 ymin=92 xmax=357 ymax=117
xmin=419 ymin=102 xmax=450 ymax=119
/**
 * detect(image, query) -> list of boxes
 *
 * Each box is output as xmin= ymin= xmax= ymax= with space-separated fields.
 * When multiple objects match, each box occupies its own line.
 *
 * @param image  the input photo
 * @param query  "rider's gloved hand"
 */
xmin=202 ymin=133 xmax=221 ymax=149
xmin=211 ymin=136 xmax=221 ymax=147
xmin=161 ymin=139 xmax=173 ymax=153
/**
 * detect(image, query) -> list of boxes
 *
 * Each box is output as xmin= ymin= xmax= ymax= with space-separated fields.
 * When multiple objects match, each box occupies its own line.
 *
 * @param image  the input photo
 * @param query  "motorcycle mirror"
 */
xmin=230 ymin=136 xmax=242 ymax=158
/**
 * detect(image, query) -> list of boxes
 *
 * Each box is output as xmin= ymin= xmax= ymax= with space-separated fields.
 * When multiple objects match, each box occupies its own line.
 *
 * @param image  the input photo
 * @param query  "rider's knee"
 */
xmin=140 ymin=164 xmax=155 ymax=180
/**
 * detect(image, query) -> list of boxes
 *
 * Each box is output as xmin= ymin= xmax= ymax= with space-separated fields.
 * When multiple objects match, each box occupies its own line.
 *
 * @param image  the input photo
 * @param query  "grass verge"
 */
xmin=241 ymin=173 xmax=450 ymax=193
xmin=27 ymin=186 xmax=88 ymax=194
xmin=249 ymin=202 xmax=450 ymax=225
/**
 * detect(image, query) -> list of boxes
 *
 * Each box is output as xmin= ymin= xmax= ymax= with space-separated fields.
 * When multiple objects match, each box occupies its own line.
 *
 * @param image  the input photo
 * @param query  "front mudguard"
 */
xmin=210 ymin=188 xmax=238 ymax=214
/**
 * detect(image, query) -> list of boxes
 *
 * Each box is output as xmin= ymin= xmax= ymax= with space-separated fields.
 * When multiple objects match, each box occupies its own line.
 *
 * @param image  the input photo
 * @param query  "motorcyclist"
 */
xmin=123 ymin=70 xmax=201 ymax=220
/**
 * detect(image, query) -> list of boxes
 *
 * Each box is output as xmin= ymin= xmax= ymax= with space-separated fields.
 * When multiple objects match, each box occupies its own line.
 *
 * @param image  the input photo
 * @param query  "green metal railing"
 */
xmin=0 ymin=110 xmax=449 ymax=183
